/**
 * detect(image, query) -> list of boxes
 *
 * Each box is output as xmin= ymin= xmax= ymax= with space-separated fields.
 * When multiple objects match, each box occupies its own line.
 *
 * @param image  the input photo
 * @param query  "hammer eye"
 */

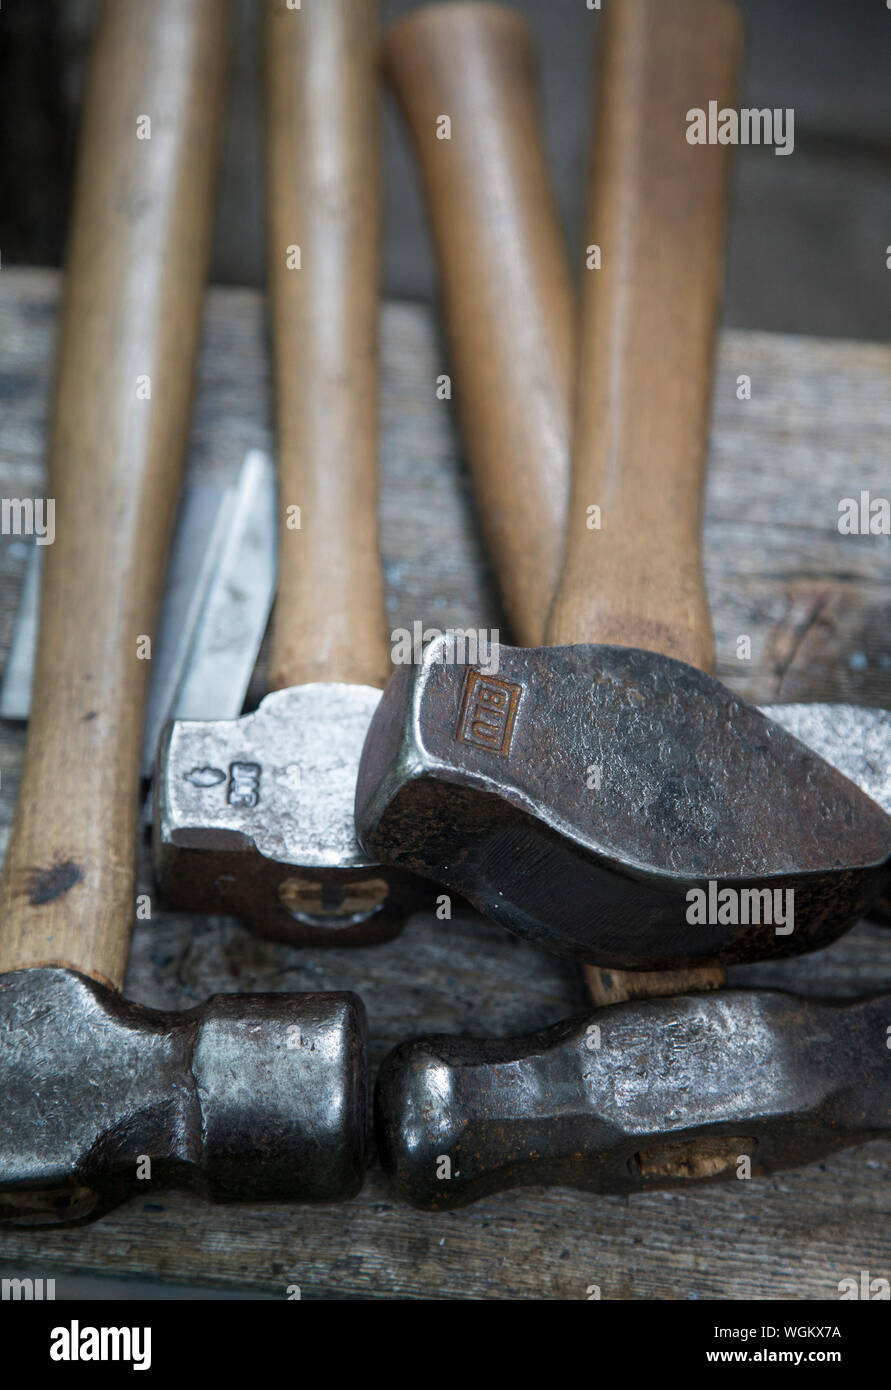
xmin=277 ymin=875 xmax=390 ymax=928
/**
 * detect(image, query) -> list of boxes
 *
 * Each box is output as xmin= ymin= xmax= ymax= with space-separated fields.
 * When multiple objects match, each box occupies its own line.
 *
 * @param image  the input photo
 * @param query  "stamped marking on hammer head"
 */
xmin=157 ymin=683 xmax=430 ymax=944
xmin=456 ymin=669 xmax=523 ymax=755
xmin=356 ymin=637 xmax=891 ymax=968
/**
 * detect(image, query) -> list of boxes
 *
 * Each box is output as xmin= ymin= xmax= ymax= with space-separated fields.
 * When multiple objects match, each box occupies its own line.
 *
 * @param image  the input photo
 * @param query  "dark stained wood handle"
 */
xmin=546 ymin=0 xmax=743 ymax=669
xmin=384 ymin=3 xmax=573 ymax=646
xmin=265 ymin=0 xmax=390 ymax=690
xmin=0 ymin=0 xmax=231 ymax=989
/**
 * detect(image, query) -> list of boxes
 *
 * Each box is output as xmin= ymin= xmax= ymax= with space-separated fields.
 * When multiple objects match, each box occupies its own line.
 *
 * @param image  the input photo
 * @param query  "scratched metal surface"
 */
xmin=0 ymin=269 xmax=888 ymax=1300
xmin=354 ymin=641 xmax=891 ymax=968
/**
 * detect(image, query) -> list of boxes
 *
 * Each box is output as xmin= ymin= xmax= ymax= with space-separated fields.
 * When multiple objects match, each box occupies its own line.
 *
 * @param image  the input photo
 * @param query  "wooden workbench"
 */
xmin=0 ymin=267 xmax=888 ymax=1300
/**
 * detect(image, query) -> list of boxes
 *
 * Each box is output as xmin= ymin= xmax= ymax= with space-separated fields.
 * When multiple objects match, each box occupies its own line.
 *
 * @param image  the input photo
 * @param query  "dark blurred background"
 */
xmin=2 ymin=0 xmax=889 ymax=340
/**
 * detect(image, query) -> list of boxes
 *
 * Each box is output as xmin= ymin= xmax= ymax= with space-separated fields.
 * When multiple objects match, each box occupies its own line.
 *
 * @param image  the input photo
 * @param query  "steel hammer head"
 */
xmin=355 ymin=638 xmax=891 ymax=968
xmin=155 ymin=684 xmax=429 ymax=945
xmin=0 ymin=966 xmax=368 ymax=1225
xmin=376 ymin=989 xmax=891 ymax=1209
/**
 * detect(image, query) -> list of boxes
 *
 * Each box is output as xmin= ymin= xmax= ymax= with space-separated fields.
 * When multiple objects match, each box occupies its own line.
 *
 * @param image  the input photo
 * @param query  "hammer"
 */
xmin=372 ymin=4 xmax=891 ymax=1207
xmin=0 ymin=0 xmax=367 ymax=1227
xmin=153 ymin=0 xmax=431 ymax=947
xmin=357 ymin=0 xmax=891 ymax=973
xmin=380 ymin=0 xmax=696 ymax=1008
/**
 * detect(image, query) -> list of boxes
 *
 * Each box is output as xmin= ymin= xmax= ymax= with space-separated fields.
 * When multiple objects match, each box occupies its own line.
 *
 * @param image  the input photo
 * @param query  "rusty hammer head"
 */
xmin=0 ymin=966 xmax=368 ymax=1225
xmin=155 ymin=684 xmax=431 ymax=944
xmin=354 ymin=638 xmax=891 ymax=968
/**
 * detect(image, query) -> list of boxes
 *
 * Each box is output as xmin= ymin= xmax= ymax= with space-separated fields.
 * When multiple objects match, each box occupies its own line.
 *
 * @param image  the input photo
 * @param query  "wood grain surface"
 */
xmin=553 ymin=0 xmax=742 ymax=1008
xmin=265 ymin=0 xmax=390 ymax=692
xmin=0 ymin=268 xmax=888 ymax=1299
xmin=549 ymin=0 xmax=742 ymax=666
xmin=0 ymin=0 xmax=230 ymax=989
xmin=385 ymin=2 xmax=573 ymax=647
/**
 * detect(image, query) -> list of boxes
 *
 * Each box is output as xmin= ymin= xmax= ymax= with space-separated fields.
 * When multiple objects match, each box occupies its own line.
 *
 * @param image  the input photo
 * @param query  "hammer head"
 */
xmin=376 ymin=990 xmax=890 ymax=1209
xmin=0 ymin=967 xmax=368 ymax=1225
xmin=355 ymin=639 xmax=891 ymax=968
xmin=762 ymin=700 xmax=891 ymax=926
xmin=155 ymin=684 xmax=429 ymax=945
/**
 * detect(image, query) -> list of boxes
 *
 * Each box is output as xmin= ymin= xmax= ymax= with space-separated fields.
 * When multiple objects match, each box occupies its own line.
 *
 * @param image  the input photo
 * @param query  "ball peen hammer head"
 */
xmin=0 ymin=966 xmax=368 ymax=1226
xmin=355 ymin=638 xmax=891 ymax=968
xmin=376 ymin=988 xmax=891 ymax=1210
xmin=155 ymin=683 xmax=430 ymax=946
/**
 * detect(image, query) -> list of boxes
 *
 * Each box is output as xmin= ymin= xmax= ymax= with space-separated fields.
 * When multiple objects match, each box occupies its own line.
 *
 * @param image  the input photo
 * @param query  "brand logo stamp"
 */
xmin=228 ymin=761 xmax=261 ymax=808
xmin=456 ymin=670 xmax=522 ymax=755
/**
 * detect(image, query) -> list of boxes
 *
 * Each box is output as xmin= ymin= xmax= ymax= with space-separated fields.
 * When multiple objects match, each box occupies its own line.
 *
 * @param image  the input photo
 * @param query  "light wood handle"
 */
xmin=0 ymin=0 xmax=230 ymax=989
xmin=546 ymin=0 xmax=742 ymax=667
xmin=265 ymin=0 xmax=389 ymax=690
xmin=564 ymin=0 xmax=742 ymax=1005
xmin=384 ymin=3 xmax=573 ymax=647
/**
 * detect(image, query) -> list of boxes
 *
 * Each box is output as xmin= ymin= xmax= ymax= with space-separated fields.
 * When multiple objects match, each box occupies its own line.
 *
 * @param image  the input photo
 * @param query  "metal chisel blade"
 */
xmin=139 ymin=480 xmax=236 ymax=777
xmin=0 ymin=541 xmax=43 ymax=722
xmin=138 ymin=448 xmax=277 ymax=826
xmin=167 ymin=447 xmax=277 ymax=725
xmin=0 ymin=476 xmax=234 ymax=778
xmin=1 ymin=450 xmax=278 ymax=785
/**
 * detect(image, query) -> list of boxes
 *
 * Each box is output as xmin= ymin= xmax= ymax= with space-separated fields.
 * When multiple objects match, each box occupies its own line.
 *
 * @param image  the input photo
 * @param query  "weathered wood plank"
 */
xmin=0 ymin=268 xmax=888 ymax=1299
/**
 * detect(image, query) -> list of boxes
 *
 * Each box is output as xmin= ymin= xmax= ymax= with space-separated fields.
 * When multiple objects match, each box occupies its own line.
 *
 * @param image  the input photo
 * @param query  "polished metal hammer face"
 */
xmin=156 ymin=683 xmax=426 ymax=943
xmin=355 ymin=638 xmax=891 ymax=968
xmin=0 ymin=968 xmax=368 ymax=1225
xmin=376 ymin=988 xmax=891 ymax=1210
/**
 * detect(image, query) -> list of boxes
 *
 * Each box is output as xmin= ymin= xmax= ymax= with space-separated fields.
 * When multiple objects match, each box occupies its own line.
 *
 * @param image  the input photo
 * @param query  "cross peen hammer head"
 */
xmin=354 ymin=638 xmax=891 ymax=968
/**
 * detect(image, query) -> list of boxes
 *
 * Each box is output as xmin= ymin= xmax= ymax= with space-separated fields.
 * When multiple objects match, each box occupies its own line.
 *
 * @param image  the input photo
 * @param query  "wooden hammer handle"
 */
xmin=546 ymin=0 xmax=742 ymax=668
xmin=265 ymin=0 xmax=390 ymax=691
xmin=561 ymin=0 xmax=743 ymax=1005
xmin=384 ymin=3 xmax=573 ymax=647
xmin=0 ymin=0 xmax=230 ymax=991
